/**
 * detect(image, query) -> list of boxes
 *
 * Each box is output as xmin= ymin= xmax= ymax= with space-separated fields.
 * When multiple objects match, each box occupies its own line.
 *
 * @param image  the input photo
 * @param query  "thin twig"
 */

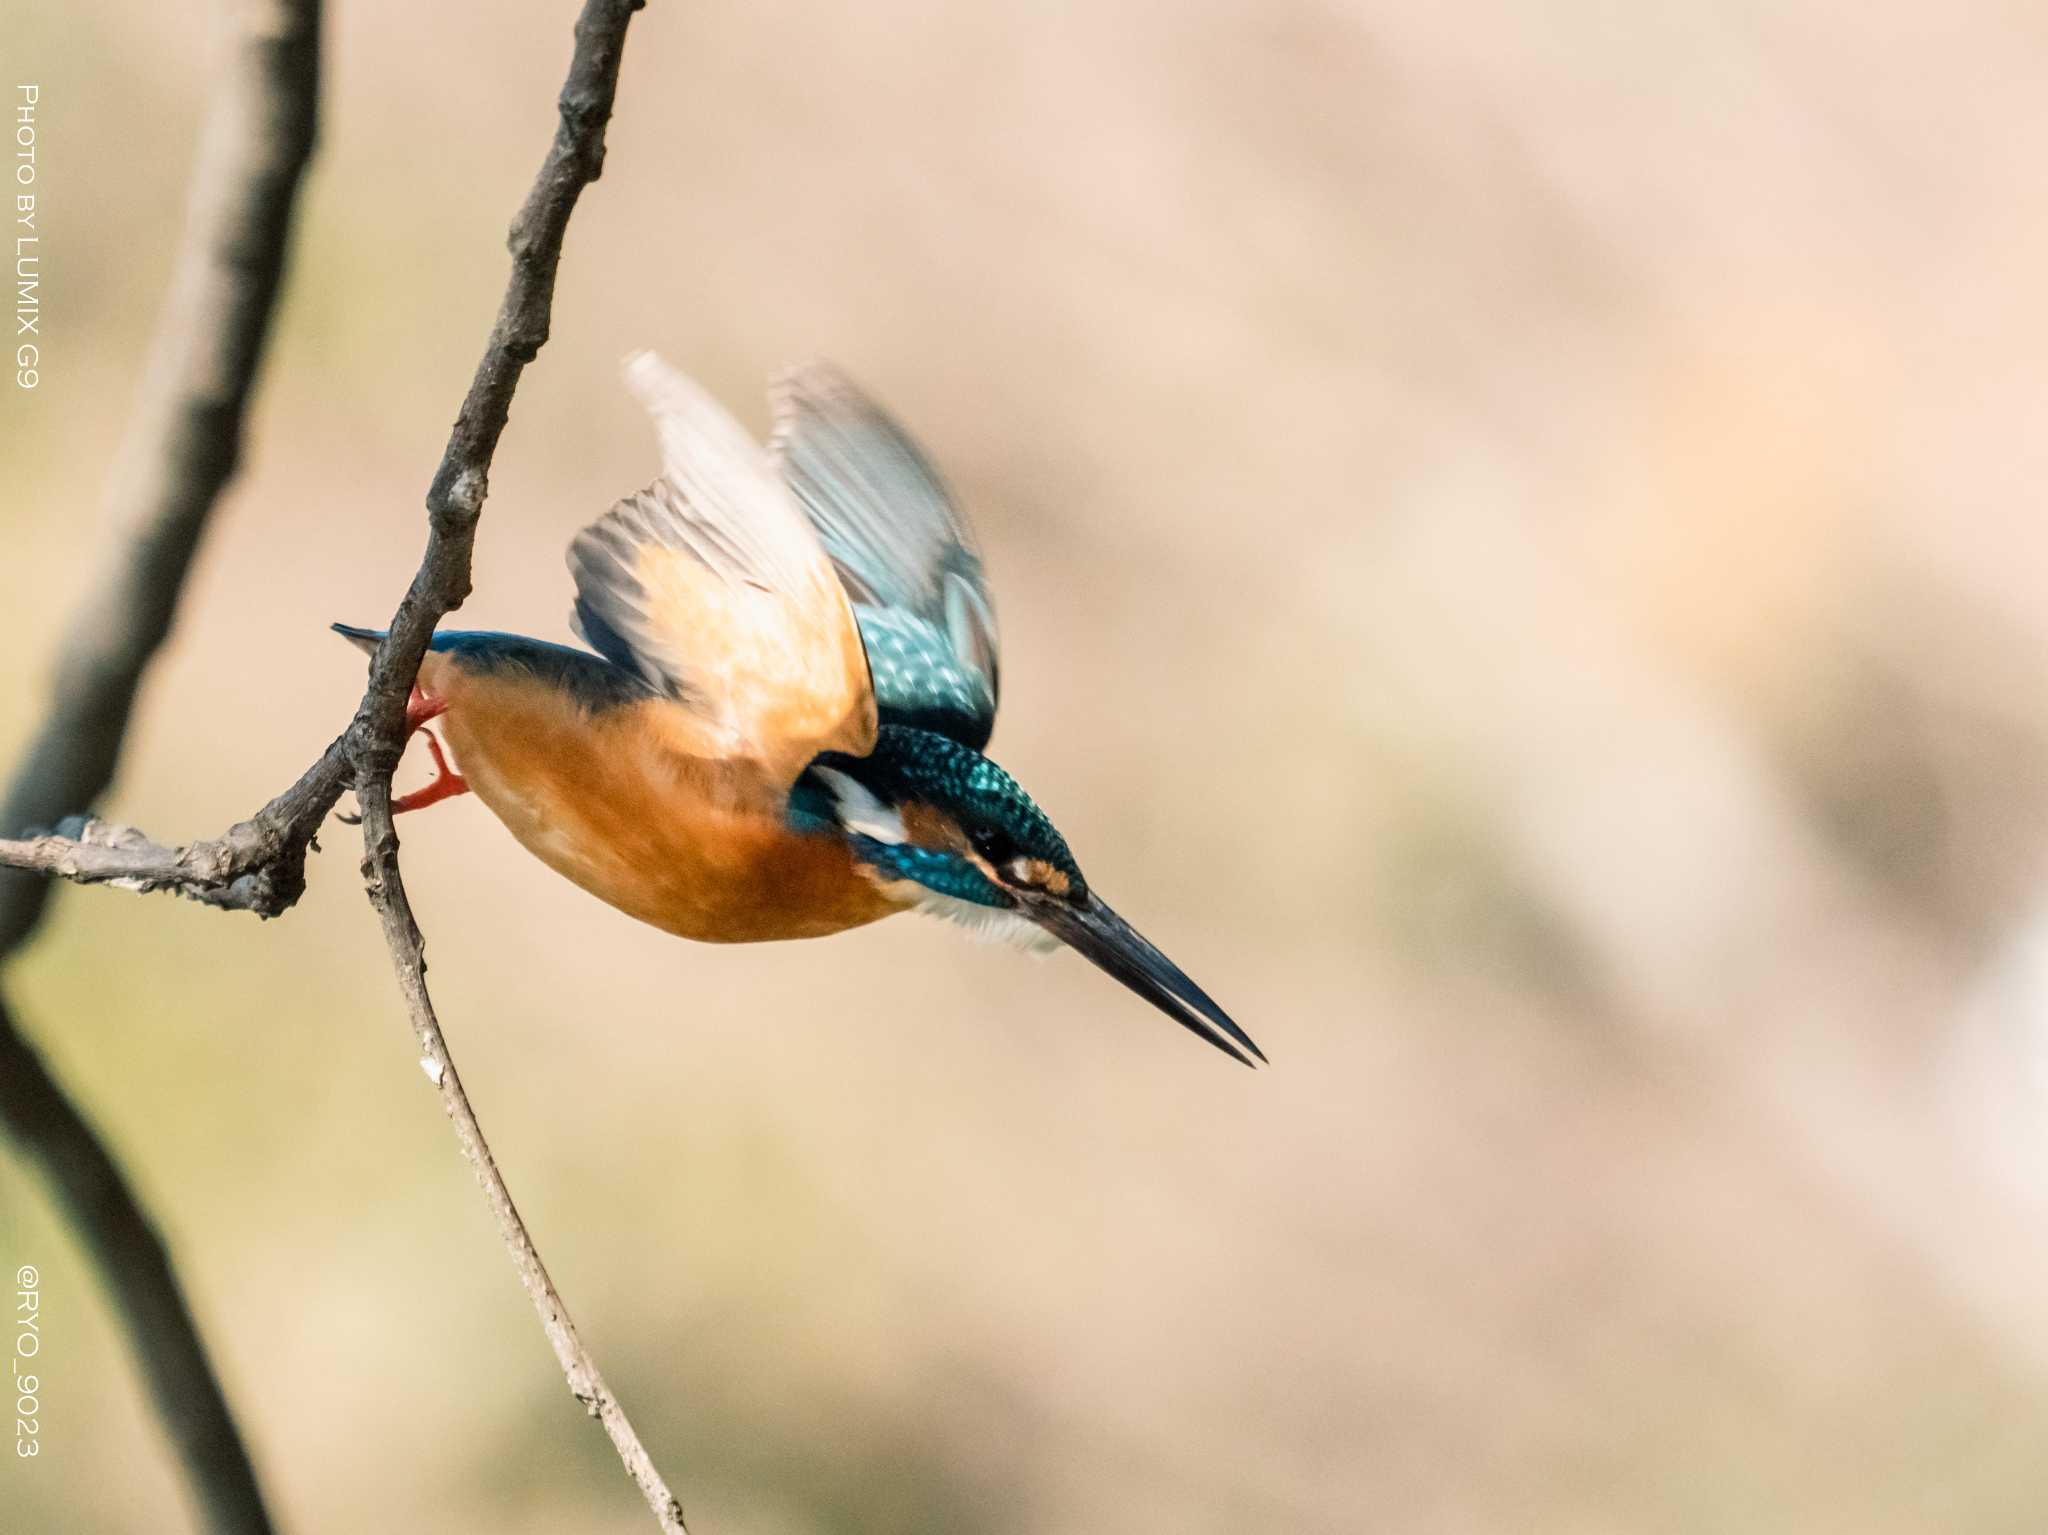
xmin=343 ymin=4 xmax=684 ymax=1526
xmin=357 ymin=783 xmax=689 ymax=1532
xmin=311 ymin=0 xmax=683 ymax=1526
xmin=0 ymin=3 xmax=323 ymax=1533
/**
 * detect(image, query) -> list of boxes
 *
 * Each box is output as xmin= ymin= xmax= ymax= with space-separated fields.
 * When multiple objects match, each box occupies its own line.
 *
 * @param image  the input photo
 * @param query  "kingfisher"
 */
xmin=336 ymin=354 xmax=1261 ymax=1066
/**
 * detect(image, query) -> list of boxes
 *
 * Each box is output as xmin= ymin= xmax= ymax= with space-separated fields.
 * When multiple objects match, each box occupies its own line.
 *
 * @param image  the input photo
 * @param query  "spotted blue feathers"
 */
xmin=801 ymin=725 xmax=1084 ymax=892
xmin=772 ymin=364 xmax=1001 ymax=751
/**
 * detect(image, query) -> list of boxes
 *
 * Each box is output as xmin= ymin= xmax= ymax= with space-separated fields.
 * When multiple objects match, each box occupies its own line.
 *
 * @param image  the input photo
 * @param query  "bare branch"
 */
xmin=0 ymin=0 xmax=652 ymax=926
xmin=0 ymin=4 xmax=323 ymax=1534
xmin=341 ymin=4 xmax=686 ymax=1526
xmin=0 ymin=739 xmax=347 ymax=915
xmin=357 ymin=782 xmax=690 ymax=1533
xmin=342 ymin=0 xmax=649 ymax=778
xmin=4 ymin=0 xmax=685 ymax=1526
xmin=0 ymin=756 xmax=341 ymax=913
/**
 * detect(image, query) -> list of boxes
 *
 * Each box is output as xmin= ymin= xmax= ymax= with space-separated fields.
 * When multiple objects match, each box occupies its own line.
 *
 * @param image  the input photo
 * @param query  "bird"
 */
xmin=335 ymin=353 xmax=1262 ymax=1066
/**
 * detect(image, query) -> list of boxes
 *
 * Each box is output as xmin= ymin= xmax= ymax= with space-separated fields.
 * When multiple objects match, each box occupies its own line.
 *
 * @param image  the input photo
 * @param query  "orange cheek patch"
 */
xmin=900 ymin=802 xmax=968 ymax=851
xmin=1027 ymin=861 xmax=1071 ymax=897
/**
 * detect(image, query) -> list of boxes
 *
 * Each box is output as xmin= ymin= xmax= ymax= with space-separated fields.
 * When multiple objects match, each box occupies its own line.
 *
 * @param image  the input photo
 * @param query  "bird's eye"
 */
xmin=969 ymin=826 xmax=1014 ymax=866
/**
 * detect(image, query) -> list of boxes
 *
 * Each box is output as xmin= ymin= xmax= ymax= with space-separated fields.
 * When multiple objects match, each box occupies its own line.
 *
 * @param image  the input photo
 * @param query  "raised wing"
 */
xmin=568 ymin=353 xmax=877 ymax=783
xmin=771 ymin=364 xmax=1000 ymax=751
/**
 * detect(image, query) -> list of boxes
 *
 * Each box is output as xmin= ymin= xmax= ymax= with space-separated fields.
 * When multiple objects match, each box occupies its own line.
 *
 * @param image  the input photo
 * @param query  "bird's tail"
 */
xmin=331 ymin=622 xmax=383 ymax=656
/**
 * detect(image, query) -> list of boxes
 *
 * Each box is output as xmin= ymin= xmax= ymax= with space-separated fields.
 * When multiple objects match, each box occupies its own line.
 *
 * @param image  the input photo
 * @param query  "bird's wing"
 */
xmin=770 ymin=363 xmax=1000 ymax=751
xmin=568 ymin=352 xmax=877 ymax=783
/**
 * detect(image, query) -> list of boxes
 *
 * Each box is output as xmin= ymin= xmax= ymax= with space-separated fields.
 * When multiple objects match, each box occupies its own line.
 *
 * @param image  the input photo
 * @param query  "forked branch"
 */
xmin=1 ymin=0 xmax=688 ymax=1529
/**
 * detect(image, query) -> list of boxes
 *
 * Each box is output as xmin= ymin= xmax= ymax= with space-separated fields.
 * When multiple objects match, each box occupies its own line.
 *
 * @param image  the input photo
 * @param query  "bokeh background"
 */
xmin=9 ymin=1 xmax=2048 ymax=1530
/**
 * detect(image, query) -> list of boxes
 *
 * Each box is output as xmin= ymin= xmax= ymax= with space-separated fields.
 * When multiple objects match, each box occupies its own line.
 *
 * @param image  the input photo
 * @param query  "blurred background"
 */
xmin=7 ymin=0 xmax=2048 ymax=1529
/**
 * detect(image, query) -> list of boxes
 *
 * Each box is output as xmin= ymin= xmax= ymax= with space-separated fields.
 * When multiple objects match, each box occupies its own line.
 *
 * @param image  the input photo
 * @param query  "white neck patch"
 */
xmin=810 ymin=766 xmax=906 ymax=843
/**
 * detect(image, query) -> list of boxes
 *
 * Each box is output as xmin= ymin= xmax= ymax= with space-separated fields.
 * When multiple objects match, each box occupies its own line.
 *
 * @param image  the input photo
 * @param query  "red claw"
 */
xmin=338 ymin=682 xmax=466 ymax=825
xmin=390 ymin=725 xmax=470 ymax=816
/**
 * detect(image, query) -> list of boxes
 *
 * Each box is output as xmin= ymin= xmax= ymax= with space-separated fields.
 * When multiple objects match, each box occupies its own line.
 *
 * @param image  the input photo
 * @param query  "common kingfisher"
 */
xmin=336 ymin=354 xmax=1262 ymax=1066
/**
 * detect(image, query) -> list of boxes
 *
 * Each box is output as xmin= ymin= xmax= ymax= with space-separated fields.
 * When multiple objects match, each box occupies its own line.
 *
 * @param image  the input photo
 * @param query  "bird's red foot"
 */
xmin=337 ymin=684 xmax=465 ymax=825
xmin=405 ymin=682 xmax=449 ymax=736
xmin=390 ymin=725 xmax=469 ymax=815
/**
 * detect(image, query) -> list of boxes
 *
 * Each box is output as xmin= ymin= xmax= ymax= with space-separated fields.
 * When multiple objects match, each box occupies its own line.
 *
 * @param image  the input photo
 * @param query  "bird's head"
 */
xmin=791 ymin=725 xmax=1263 ymax=1066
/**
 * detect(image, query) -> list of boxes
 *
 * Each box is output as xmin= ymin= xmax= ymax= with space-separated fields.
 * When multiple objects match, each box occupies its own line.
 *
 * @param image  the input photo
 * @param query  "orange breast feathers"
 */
xmin=415 ymin=652 xmax=905 ymax=943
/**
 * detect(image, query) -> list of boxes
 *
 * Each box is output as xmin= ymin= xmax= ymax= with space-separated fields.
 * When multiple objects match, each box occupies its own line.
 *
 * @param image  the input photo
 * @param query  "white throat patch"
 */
xmin=912 ymin=890 xmax=1062 ymax=953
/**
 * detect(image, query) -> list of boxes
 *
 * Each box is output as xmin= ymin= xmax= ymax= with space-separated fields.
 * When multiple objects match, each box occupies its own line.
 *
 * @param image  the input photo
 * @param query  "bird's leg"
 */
xmin=389 ymin=725 xmax=470 ymax=815
xmin=340 ymin=684 xmax=466 ymax=823
xmin=405 ymin=683 xmax=449 ymax=735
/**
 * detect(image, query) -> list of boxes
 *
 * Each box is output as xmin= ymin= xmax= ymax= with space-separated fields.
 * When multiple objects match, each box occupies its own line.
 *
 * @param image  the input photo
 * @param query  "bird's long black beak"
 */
xmin=1031 ymin=893 xmax=1265 ymax=1068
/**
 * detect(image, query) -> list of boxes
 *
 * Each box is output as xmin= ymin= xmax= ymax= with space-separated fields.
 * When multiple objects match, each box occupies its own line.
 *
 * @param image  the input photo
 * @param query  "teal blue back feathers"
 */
xmin=772 ymin=365 xmax=1001 ymax=751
